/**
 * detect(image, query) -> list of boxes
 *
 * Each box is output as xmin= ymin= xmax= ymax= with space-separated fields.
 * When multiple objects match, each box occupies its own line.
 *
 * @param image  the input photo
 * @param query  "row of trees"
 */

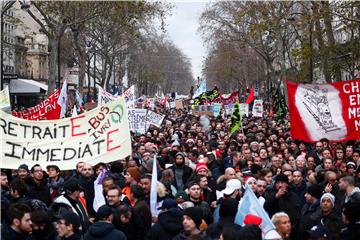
xmin=199 ymin=1 xmax=360 ymax=88
xmin=23 ymin=1 xmax=193 ymax=95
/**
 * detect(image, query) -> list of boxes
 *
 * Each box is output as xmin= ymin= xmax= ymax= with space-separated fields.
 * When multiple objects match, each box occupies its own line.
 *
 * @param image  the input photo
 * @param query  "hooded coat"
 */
xmin=84 ymin=221 xmax=127 ymax=240
xmin=146 ymin=208 xmax=183 ymax=240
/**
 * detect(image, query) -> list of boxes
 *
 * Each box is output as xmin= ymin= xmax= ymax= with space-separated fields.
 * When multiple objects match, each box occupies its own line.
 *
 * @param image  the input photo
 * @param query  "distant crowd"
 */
xmin=1 ymin=102 xmax=360 ymax=240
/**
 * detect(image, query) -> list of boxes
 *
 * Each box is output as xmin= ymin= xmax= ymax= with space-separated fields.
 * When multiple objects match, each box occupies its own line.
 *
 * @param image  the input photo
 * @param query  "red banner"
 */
xmin=287 ymin=79 xmax=360 ymax=142
xmin=12 ymin=89 xmax=61 ymax=120
xmin=212 ymin=91 xmax=239 ymax=105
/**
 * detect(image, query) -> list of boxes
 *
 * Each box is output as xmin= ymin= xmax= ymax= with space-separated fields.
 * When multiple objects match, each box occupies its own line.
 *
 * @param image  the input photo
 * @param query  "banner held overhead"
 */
xmin=0 ymin=97 xmax=132 ymax=170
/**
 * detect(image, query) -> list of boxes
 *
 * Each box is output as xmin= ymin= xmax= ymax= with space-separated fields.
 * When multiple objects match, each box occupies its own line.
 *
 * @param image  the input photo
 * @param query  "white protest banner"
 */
xmin=98 ymin=86 xmax=118 ymax=106
xmin=127 ymin=109 xmax=147 ymax=134
xmin=146 ymin=110 xmax=164 ymax=128
xmin=252 ymin=99 xmax=264 ymax=117
xmin=0 ymin=87 xmax=11 ymax=112
xmin=239 ymin=103 xmax=249 ymax=117
xmin=0 ymin=97 xmax=131 ymax=170
xmin=123 ymin=85 xmax=135 ymax=108
xmin=224 ymin=104 xmax=234 ymax=115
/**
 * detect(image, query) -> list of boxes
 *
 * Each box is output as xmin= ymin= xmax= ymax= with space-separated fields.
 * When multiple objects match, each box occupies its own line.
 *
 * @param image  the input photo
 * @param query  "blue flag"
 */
xmin=235 ymin=184 xmax=281 ymax=239
xmin=193 ymin=79 xmax=206 ymax=98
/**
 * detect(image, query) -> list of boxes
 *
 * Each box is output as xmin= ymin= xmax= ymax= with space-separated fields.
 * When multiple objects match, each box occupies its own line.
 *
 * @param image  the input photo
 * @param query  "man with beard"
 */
xmin=24 ymin=164 xmax=51 ymax=206
xmin=1 ymin=203 xmax=33 ymax=240
xmin=170 ymin=152 xmax=193 ymax=191
xmin=55 ymin=212 xmax=82 ymax=240
xmin=78 ymin=163 xmax=96 ymax=217
xmin=30 ymin=210 xmax=57 ymax=240
xmin=187 ymin=181 xmax=212 ymax=225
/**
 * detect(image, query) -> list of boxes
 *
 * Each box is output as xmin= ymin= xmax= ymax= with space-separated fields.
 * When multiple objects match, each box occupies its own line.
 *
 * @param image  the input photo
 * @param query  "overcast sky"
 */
xmin=164 ymin=0 xmax=210 ymax=81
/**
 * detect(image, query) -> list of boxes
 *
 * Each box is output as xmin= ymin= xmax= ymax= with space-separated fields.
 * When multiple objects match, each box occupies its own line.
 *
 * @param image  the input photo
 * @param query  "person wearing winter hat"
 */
xmin=170 ymin=152 xmax=193 ymax=191
xmin=297 ymin=184 xmax=324 ymax=239
xmin=195 ymin=162 xmax=209 ymax=175
xmin=264 ymin=173 xmax=301 ymax=240
xmin=17 ymin=164 xmax=30 ymax=180
xmin=173 ymin=207 xmax=205 ymax=239
xmin=319 ymin=192 xmax=341 ymax=240
xmin=244 ymin=176 xmax=266 ymax=207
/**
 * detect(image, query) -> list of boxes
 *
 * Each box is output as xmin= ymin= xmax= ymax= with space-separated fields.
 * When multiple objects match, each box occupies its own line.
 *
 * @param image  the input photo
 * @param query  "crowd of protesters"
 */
xmin=1 ymin=100 xmax=360 ymax=240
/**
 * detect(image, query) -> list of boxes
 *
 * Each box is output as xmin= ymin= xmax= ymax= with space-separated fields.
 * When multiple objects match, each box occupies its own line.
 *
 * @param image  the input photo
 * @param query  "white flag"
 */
xmin=93 ymin=170 xmax=107 ymax=212
xmin=57 ymin=80 xmax=67 ymax=118
xmin=71 ymin=105 xmax=78 ymax=117
xmin=150 ymin=154 xmax=158 ymax=217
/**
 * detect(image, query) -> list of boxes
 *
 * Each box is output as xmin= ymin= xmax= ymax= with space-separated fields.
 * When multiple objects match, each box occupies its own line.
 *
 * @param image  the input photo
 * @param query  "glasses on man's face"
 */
xmin=336 ymin=152 xmax=343 ymax=154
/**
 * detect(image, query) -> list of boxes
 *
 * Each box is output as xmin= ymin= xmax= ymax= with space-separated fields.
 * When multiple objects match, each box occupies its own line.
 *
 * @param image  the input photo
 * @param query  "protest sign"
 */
xmin=193 ymin=88 xmax=220 ymax=106
xmin=98 ymin=85 xmax=118 ymax=106
xmin=146 ymin=110 xmax=164 ymax=128
xmin=12 ymin=89 xmax=61 ymax=120
xmin=0 ymin=87 xmax=11 ymax=112
xmin=252 ymin=99 xmax=263 ymax=117
xmin=169 ymin=99 xmax=175 ymax=109
xmin=175 ymin=99 xmax=184 ymax=109
xmin=287 ymin=79 xmax=360 ymax=142
xmin=212 ymin=104 xmax=222 ymax=117
xmin=224 ymin=104 xmax=234 ymax=116
xmin=239 ymin=103 xmax=249 ymax=116
xmin=127 ymin=109 xmax=147 ymax=134
xmin=1 ymin=97 xmax=131 ymax=170
xmin=123 ymin=85 xmax=135 ymax=108
xmin=192 ymin=105 xmax=214 ymax=116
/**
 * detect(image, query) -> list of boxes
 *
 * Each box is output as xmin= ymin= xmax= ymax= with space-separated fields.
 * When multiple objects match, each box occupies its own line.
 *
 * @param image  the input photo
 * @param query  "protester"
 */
xmin=271 ymin=212 xmax=291 ymax=240
xmin=173 ymin=207 xmax=206 ymax=239
xmin=55 ymin=212 xmax=82 ymax=240
xmin=84 ymin=205 xmax=127 ymax=240
xmin=1 ymin=203 xmax=33 ymax=240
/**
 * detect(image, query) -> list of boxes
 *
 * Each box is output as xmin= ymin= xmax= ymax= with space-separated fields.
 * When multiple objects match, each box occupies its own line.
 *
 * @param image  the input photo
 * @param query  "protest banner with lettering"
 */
xmin=146 ymin=98 xmax=155 ymax=110
xmin=98 ymin=86 xmax=118 ymax=106
xmin=240 ymin=103 xmax=249 ymax=117
xmin=252 ymin=99 xmax=263 ymax=117
xmin=1 ymin=97 xmax=131 ymax=170
xmin=123 ymin=85 xmax=135 ymax=108
xmin=127 ymin=109 xmax=147 ymax=134
xmin=146 ymin=110 xmax=164 ymax=128
xmin=169 ymin=99 xmax=175 ymax=109
xmin=193 ymin=88 xmax=220 ymax=106
xmin=192 ymin=105 xmax=214 ymax=116
xmin=0 ymin=87 xmax=11 ymax=112
xmin=287 ymin=79 xmax=360 ymax=142
xmin=12 ymin=89 xmax=61 ymax=120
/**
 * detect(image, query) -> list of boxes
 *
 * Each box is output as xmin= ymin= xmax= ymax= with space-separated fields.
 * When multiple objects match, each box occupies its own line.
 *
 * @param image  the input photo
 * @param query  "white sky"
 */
xmin=163 ymin=0 xmax=210 ymax=81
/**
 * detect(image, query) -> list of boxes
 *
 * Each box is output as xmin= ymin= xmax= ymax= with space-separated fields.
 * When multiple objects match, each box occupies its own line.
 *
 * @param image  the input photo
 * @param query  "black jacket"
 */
xmin=1 ymin=222 xmax=34 ymax=240
xmin=264 ymin=187 xmax=301 ymax=238
xmin=132 ymin=199 xmax=152 ymax=240
xmin=84 ymin=221 xmax=127 ymax=240
xmin=297 ymin=200 xmax=322 ymax=239
xmin=206 ymin=217 xmax=241 ymax=240
xmin=291 ymin=180 xmax=307 ymax=207
xmin=318 ymin=211 xmax=342 ymax=240
xmin=25 ymin=178 xmax=51 ymax=206
xmin=78 ymin=176 xmax=96 ymax=217
xmin=146 ymin=208 xmax=183 ymax=240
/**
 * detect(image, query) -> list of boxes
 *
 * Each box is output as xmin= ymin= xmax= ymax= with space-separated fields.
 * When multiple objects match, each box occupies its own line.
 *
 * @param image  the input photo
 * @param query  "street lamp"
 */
xmin=1 ymin=0 xmax=30 ymax=90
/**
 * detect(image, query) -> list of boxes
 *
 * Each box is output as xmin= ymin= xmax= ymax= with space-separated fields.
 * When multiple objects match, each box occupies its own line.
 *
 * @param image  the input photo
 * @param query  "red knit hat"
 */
xmin=244 ymin=176 xmax=257 ymax=185
xmin=196 ymin=162 xmax=208 ymax=174
xmin=244 ymin=214 xmax=262 ymax=226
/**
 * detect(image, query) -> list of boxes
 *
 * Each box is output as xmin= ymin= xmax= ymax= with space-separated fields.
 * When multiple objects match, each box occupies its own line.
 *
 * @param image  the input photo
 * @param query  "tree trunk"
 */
xmin=322 ymin=1 xmax=342 ymax=82
xmin=312 ymin=2 xmax=332 ymax=82
xmin=48 ymin=35 xmax=59 ymax=94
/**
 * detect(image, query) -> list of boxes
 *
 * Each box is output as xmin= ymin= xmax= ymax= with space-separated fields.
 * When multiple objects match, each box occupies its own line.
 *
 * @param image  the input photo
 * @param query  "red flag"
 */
xmin=246 ymin=87 xmax=255 ymax=104
xmin=286 ymin=79 xmax=360 ymax=142
xmin=12 ymin=89 xmax=61 ymax=120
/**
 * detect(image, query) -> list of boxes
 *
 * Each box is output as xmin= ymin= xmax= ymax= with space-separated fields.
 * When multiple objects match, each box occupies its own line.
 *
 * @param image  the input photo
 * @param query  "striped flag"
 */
xmin=235 ymin=184 xmax=281 ymax=239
